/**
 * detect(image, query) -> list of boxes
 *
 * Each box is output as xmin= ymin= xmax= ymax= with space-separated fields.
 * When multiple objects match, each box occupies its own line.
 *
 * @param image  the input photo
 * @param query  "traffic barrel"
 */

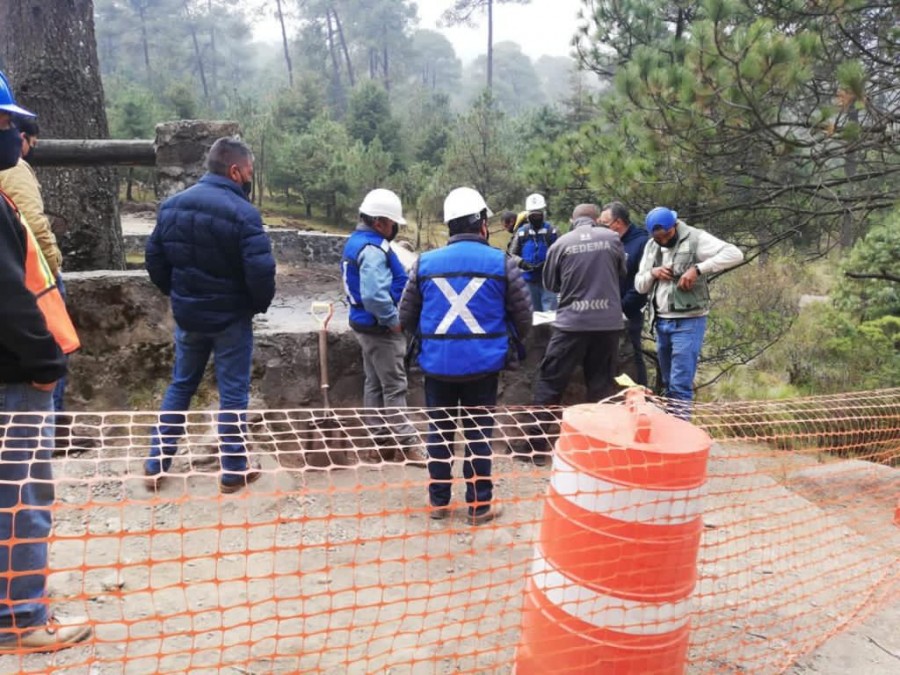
xmin=516 ymin=390 xmax=711 ymax=674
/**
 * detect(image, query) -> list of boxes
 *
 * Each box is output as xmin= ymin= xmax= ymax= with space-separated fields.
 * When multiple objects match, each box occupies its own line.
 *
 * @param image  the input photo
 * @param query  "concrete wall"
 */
xmin=63 ymin=271 xmax=573 ymax=411
xmin=123 ymin=230 xmax=348 ymax=268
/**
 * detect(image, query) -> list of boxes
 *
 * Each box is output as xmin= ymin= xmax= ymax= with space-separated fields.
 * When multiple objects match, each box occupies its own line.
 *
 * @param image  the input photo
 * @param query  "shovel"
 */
xmin=302 ymin=302 xmax=354 ymax=469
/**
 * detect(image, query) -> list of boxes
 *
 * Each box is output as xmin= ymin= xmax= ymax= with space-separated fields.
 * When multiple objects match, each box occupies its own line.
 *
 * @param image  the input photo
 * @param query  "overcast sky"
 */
xmin=254 ymin=0 xmax=588 ymax=63
xmin=417 ymin=0 xmax=586 ymax=62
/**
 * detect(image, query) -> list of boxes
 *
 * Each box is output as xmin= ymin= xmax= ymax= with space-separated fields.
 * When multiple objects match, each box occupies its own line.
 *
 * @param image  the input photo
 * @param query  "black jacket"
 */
xmin=0 ymin=193 xmax=65 ymax=385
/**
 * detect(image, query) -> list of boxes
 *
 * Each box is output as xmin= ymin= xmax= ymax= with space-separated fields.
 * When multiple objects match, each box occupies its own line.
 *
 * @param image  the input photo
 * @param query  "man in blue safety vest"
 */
xmin=399 ymin=187 xmax=532 ymax=525
xmin=341 ymin=189 xmax=423 ymax=463
xmin=510 ymin=193 xmax=559 ymax=311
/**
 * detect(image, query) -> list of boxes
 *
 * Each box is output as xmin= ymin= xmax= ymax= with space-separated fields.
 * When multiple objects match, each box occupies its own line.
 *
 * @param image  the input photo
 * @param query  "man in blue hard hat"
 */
xmin=0 ymin=69 xmax=92 ymax=653
xmin=634 ymin=207 xmax=743 ymax=417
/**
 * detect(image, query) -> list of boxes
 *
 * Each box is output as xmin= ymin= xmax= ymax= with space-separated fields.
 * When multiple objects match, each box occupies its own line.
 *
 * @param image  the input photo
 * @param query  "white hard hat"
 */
xmin=525 ymin=193 xmax=547 ymax=212
xmin=443 ymin=187 xmax=493 ymax=224
xmin=359 ymin=188 xmax=406 ymax=225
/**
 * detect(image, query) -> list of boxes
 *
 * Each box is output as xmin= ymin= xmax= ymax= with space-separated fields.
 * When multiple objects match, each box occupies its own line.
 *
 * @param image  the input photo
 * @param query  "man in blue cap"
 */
xmin=635 ymin=207 xmax=743 ymax=417
xmin=0 ymin=70 xmax=91 ymax=653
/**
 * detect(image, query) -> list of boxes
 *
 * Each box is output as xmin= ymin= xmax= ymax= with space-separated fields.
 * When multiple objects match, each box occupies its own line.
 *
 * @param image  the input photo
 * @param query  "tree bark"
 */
xmin=274 ymin=0 xmax=294 ymax=87
xmin=487 ymin=0 xmax=494 ymax=91
xmin=332 ymin=6 xmax=355 ymax=87
xmin=0 ymin=0 xmax=124 ymax=271
xmin=183 ymin=0 xmax=210 ymax=105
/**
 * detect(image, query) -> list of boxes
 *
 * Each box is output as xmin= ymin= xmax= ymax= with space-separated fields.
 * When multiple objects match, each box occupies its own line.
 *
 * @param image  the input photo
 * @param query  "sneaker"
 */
xmin=429 ymin=505 xmax=450 ymax=521
xmin=469 ymin=503 xmax=503 ymax=526
xmin=220 ymin=465 xmax=263 ymax=494
xmin=0 ymin=615 xmax=92 ymax=653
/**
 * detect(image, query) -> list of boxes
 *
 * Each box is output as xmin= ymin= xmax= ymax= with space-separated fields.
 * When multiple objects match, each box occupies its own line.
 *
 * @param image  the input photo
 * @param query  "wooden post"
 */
xmin=29 ymin=140 xmax=156 ymax=167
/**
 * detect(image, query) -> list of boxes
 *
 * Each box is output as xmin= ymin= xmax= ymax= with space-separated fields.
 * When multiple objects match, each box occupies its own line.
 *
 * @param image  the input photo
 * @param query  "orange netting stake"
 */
xmin=516 ymin=389 xmax=712 ymax=674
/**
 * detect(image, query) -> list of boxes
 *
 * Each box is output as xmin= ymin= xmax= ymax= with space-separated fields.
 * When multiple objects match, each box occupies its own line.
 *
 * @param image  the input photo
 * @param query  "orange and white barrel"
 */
xmin=516 ymin=391 xmax=711 ymax=675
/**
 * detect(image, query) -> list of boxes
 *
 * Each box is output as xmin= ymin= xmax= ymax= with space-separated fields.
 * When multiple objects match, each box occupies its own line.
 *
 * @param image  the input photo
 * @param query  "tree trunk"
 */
xmin=840 ymin=108 xmax=859 ymax=249
xmin=275 ymin=0 xmax=294 ymax=87
xmin=332 ymin=7 xmax=355 ymax=87
xmin=183 ymin=0 xmax=210 ymax=105
xmin=487 ymin=0 xmax=494 ymax=91
xmin=137 ymin=3 xmax=152 ymax=82
xmin=0 ymin=0 xmax=124 ymax=271
xmin=126 ymin=168 xmax=134 ymax=202
xmin=208 ymin=0 xmax=218 ymax=110
xmin=383 ymin=43 xmax=390 ymax=91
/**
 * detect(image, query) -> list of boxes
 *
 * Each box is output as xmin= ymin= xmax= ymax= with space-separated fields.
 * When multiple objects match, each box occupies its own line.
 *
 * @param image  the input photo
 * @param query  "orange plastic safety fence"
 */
xmin=0 ymin=388 xmax=896 ymax=674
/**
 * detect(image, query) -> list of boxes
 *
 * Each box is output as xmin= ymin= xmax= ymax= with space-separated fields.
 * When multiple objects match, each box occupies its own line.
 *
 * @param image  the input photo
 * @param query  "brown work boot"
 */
xmin=429 ymin=505 xmax=451 ymax=521
xmin=220 ymin=464 xmax=263 ymax=494
xmin=400 ymin=442 xmax=427 ymax=468
xmin=0 ymin=615 xmax=92 ymax=653
xmin=469 ymin=503 xmax=504 ymax=526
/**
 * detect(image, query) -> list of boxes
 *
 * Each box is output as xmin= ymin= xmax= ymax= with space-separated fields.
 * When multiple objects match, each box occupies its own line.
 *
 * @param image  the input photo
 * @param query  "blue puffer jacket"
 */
xmin=620 ymin=223 xmax=649 ymax=320
xmin=146 ymin=173 xmax=276 ymax=333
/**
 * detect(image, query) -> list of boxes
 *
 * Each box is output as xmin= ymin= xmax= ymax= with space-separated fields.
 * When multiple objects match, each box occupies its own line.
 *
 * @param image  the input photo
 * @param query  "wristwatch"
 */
xmin=694 ymin=264 xmax=702 ymax=276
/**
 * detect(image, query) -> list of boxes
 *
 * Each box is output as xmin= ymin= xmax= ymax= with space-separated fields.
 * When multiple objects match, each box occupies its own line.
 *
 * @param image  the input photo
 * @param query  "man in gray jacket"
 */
xmin=519 ymin=203 xmax=626 ymax=465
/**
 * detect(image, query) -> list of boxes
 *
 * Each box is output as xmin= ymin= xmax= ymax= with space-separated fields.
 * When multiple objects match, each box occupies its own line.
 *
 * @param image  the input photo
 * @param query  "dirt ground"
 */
xmin=0 ymin=427 xmax=896 ymax=674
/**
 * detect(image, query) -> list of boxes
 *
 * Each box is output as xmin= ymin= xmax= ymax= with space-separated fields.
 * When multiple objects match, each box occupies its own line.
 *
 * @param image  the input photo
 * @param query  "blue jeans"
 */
xmin=527 ymin=281 xmax=558 ymax=312
xmin=0 ymin=384 xmax=54 ymax=639
xmin=655 ymin=316 xmax=707 ymax=418
xmin=52 ymin=274 xmax=67 ymax=413
xmin=146 ymin=318 xmax=253 ymax=484
xmin=425 ymin=375 xmax=498 ymax=514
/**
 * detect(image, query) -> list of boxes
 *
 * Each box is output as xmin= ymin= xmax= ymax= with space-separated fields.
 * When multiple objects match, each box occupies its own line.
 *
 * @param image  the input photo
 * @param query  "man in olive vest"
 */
xmin=634 ymin=207 xmax=743 ymax=417
xmin=399 ymin=187 xmax=531 ymax=525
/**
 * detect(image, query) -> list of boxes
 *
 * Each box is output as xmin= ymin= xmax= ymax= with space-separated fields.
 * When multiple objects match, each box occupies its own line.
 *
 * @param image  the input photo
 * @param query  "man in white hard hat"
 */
xmin=341 ymin=189 xmax=423 ymax=462
xmin=399 ymin=187 xmax=532 ymax=525
xmin=510 ymin=192 xmax=559 ymax=311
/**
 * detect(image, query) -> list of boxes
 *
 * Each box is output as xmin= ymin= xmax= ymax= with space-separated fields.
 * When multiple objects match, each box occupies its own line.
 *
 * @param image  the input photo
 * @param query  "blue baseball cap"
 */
xmin=0 ymin=71 xmax=36 ymax=118
xmin=646 ymin=207 xmax=678 ymax=233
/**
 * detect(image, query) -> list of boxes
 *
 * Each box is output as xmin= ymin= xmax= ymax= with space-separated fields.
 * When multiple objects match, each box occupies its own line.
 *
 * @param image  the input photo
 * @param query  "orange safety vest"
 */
xmin=0 ymin=189 xmax=80 ymax=354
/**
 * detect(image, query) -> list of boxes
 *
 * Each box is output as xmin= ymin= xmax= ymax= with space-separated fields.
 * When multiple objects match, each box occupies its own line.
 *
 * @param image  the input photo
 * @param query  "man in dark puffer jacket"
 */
xmin=144 ymin=137 xmax=276 ymax=494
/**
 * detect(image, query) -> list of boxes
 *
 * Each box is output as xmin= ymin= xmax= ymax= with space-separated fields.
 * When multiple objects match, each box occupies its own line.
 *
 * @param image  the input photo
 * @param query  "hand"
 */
xmin=30 ymin=381 xmax=56 ymax=393
xmin=652 ymin=266 xmax=676 ymax=282
xmin=677 ymin=266 xmax=699 ymax=291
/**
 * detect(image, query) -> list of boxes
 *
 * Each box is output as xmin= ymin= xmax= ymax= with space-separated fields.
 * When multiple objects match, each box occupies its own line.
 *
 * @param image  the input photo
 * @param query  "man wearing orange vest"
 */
xmin=0 ymin=71 xmax=90 ymax=653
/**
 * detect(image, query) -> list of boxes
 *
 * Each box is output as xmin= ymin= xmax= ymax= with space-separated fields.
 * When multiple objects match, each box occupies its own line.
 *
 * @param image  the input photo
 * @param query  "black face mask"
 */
xmin=241 ymin=181 xmax=253 ymax=199
xmin=0 ymin=126 xmax=21 ymax=171
xmin=528 ymin=213 xmax=543 ymax=227
xmin=387 ymin=221 xmax=399 ymax=241
xmin=659 ymin=232 xmax=678 ymax=248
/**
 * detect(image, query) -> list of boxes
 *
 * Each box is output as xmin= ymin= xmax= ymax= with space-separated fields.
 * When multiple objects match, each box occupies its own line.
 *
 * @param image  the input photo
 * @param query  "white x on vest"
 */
xmin=434 ymin=278 xmax=486 ymax=335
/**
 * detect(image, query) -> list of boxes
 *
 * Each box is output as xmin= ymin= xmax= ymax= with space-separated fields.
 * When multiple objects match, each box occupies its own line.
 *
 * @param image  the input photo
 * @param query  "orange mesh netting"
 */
xmin=0 ymin=388 xmax=897 ymax=673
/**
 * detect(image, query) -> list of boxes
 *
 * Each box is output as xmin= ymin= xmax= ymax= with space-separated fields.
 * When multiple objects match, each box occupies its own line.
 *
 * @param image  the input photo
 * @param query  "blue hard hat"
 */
xmin=0 ymin=71 xmax=36 ymax=118
xmin=646 ymin=207 xmax=678 ymax=232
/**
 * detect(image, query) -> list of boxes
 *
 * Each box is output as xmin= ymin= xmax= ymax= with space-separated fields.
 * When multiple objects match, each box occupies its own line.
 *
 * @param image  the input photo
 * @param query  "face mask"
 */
xmin=388 ymin=221 xmax=399 ymax=241
xmin=528 ymin=213 xmax=543 ymax=227
xmin=660 ymin=232 xmax=678 ymax=248
xmin=241 ymin=181 xmax=253 ymax=199
xmin=0 ymin=126 xmax=21 ymax=171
